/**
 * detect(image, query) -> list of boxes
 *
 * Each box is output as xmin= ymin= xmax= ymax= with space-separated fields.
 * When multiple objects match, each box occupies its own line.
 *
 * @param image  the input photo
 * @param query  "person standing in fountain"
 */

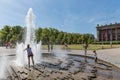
xmin=93 ymin=50 xmax=97 ymax=63
xmin=24 ymin=44 xmax=34 ymax=68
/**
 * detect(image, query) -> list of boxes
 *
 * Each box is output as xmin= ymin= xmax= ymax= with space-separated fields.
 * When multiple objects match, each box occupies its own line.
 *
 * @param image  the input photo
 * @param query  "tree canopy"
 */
xmin=0 ymin=25 xmax=95 ymax=45
xmin=0 ymin=25 xmax=24 ymax=44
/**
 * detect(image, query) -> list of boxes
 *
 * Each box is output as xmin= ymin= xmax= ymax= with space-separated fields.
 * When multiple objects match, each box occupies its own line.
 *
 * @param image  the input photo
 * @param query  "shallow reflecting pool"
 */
xmin=4 ymin=53 xmax=120 ymax=80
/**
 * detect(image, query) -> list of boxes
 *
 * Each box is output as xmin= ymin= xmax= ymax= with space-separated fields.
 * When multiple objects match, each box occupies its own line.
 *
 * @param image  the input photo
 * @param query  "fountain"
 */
xmin=53 ymin=45 xmax=68 ymax=59
xmin=25 ymin=8 xmax=36 ymax=44
xmin=2 ymin=8 xmax=120 ymax=80
xmin=0 ymin=55 xmax=8 ymax=79
xmin=16 ymin=8 xmax=42 ymax=66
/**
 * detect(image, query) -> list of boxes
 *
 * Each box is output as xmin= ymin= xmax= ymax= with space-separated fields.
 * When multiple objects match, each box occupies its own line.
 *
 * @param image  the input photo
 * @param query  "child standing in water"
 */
xmin=24 ymin=44 xmax=34 ymax=68
xmin=93 ymin=50 xmax=97 ymax=63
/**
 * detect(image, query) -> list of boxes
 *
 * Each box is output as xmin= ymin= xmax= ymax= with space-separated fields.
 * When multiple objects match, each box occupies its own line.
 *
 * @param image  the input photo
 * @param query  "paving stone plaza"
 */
xmin=0 ymin=47 xmax=120 ymax=80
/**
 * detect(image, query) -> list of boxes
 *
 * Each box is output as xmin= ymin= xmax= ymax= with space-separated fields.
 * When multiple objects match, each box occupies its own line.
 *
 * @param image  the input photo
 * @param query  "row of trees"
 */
xmin=36 ymin=27 xmax=95 ymax=44
xmin=0 ymin=25 xmax=95 ymax=45
xmin=0 ymin=25 xmax=24 ymax=45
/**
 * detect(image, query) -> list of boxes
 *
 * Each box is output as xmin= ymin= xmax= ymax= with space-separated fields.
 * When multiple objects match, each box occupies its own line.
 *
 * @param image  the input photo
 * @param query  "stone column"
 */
xmin=101 ymin=31 xmax=102 ymax=41
xmin=115 ymin=28 xmax=118 ymax=41
xmin=110 ymin=28 xmax=112 ymax=48
xmin=97 ymin=30 xmax=99 ymax=41
xmin=101 ymin=30 xmax=103 ymax=41
xmin=106 ymin=30 xmax=108 ymax=41
xmin=101 ymin=30 xmax=104 ymax=49
xmin=111 ymin=28 xmax=112 ymax=41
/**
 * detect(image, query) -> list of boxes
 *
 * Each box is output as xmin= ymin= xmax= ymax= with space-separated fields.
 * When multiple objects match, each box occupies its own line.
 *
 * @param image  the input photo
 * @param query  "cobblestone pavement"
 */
xmin=0 ymin=47 xmax=120 ymax=80
xmin=70 ymin=48 xmax=120 ymax=68
xmin=1 ymin=47 xmax=120 ymax=68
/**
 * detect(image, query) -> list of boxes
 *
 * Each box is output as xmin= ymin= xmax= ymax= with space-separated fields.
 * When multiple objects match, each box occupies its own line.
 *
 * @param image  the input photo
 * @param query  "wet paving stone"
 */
xmin=5 ymin=54 xmax=120 ymax=80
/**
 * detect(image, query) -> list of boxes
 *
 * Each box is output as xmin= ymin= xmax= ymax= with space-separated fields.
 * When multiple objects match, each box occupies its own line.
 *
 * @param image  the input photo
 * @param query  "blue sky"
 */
xmin=0 ymin=0 xmax=120 ymax=37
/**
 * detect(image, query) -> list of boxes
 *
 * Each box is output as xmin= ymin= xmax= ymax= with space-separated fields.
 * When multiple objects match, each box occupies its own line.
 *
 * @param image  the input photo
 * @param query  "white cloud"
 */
xmin=88 ymin=17 xmax=96 ymax=23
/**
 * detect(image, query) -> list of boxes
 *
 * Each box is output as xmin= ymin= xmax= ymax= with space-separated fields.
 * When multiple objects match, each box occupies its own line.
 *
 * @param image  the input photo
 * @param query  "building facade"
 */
xmin=96 ymin=23 xmax=120 ymax=41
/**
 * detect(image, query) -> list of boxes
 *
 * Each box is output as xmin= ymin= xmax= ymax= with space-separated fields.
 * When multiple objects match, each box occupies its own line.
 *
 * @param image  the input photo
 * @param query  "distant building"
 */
xmin=96 ymin=22 xmax=120 ymax=41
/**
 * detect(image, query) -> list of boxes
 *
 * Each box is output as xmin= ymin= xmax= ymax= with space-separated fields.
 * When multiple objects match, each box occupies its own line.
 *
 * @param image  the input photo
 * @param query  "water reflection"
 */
xmin=7 ymin=53 xmax=120 ymax=80
xmin=45 ymin=54 xmax=120 ymax=80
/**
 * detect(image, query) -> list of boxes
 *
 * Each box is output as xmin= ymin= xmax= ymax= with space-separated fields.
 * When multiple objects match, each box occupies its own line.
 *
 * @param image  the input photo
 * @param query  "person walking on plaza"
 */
xmin=64 ymin=42 xmax=68 ymax=50
xmin=51 ymin=44 xmax=53 ymax=52
xmin=24 ymin=44 xmax=34 ymax=68
xmin=48 ymin=43 xmax=50 ymax=52
xmin=83 ymin=42 xmax=88 ymax=56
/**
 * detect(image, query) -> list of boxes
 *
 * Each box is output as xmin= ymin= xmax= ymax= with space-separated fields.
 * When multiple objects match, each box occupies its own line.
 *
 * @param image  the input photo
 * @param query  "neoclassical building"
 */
xmin=96 ymin=22 xmax=120 ymax=41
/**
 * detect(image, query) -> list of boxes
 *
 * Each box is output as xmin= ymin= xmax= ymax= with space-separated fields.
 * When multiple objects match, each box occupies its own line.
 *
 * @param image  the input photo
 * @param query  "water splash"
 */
xmin=30 ymin=41 xmax=42 ymax=63
xmin=0 ymin=55 xmax=8 ymax=79
xmin=53 ymin=45 xmax=68 ymax=59
xmin=25 ymin=8 xmax=35 ymax=44
xmin=16 ymin=8 xmax=42 ymax=66
xmin=16 ymin=43 xmax=26 ymax=66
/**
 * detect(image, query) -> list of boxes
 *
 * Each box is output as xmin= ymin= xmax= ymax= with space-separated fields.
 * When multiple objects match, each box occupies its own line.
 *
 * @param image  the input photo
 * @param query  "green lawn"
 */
xmin=42 ymin=44 xmax=120 ymax=50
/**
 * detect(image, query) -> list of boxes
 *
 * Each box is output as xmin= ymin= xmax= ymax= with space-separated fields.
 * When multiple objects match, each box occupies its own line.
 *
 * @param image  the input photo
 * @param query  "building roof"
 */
xmin=96 ymin=22 xmax=120 ymax=30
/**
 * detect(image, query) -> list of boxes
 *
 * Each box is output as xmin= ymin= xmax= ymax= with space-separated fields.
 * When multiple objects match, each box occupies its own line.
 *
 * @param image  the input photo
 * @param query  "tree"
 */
xmin=0 ymin=25 xmax=95 ymax=45
xmin=49 ymin=28 xmax=59 ymax=43
xmin=87 ymin=34 xmax=94 ymax=43
xmin=56 ymin=32 xmax=64 ymax=44
xmin=61 ymin=33 xmax=67 ymax=44
xmin=35 ymin=27 xmax=42 ymax=43
xmin=0 ymin=25 xmax=11 ymax=43
xmin=67 ymin=33 xmax=72 ymax=44
xmin=77 ymin=35 xmax=82 ymax=44
xmin=10 ymin=26 xmax=24 ymax=43
xmin=41 ymin=28 xmax=49 ymax=44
